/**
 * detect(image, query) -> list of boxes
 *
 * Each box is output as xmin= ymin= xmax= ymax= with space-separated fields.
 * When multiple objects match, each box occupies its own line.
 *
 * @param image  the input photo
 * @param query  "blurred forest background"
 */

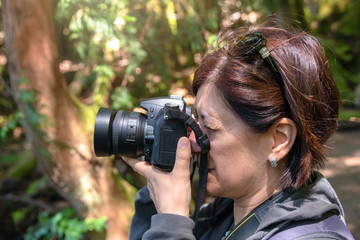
xmin=0 ymin=0 xmax=359 ymax=239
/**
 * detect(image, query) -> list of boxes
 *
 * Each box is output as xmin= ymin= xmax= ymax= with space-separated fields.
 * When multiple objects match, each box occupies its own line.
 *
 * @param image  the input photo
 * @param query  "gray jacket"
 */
xmin=129 ymin=172 xmax=354 ymax=239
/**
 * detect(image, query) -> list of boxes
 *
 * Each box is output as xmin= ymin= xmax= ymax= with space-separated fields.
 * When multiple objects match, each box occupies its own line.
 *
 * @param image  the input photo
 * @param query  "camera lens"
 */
xmin=94 ymin=107 xmax=146 ymax=157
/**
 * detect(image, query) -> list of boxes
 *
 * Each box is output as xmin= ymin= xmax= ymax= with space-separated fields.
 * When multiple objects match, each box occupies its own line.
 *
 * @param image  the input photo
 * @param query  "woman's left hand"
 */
xmin=123 ymin=137 xmax=192 ymax=217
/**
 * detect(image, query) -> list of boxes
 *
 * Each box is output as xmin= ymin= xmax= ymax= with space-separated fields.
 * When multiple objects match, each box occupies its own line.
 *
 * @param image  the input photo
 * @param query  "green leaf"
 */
xmin=39 ymin=148 xmax=51 ymax=160
xmin=95 ymin=65 xmax=115 ymax=78
xmin=111 ymin=86 xmax=134 ymax=110
xmin=19 ymin=90 xmax=35 ymax=103
xmin=0 ymin=112 xmax=21 ymax=141
xmin=0 ymin=153 xmax=18 ymax=166
xmin=207 ymin=34 xmax=218 ymax=48
xmin=25 ymin=178 xmax=43 ymax=196
xmin=12 ymin=208 xmax=29 ymax=223
xmin=19 ymin=77 xmax=29 ymax=84
xmin=125 ymin=15 xmax=137 ymax=22
xmin=8 ymin=156 xmax=36 ymax=179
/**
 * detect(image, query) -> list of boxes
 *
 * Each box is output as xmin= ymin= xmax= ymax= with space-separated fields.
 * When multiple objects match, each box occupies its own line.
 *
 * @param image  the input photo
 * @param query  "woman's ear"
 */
xmin=269 ymin=118 xmax=297 ymax=160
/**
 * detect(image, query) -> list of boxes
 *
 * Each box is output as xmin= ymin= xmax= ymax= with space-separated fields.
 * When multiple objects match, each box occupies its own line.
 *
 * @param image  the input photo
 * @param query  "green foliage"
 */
xmin=7 ymin=155 xmax=36 ymax=179
xmin=311 ymin=0 xmax=360 ymax=105
xmin=339 ymin=108 xmax=360 ymax=120
xmin=12 ymin=207 xmax=33 ymax=224
xmin=57 ymin=0 xmax=143 ymax=110
xmin=24 ymin=208 xmax=107 ymax=240
xmin=25 ymin=178 xmax=45 ymax=196
xmin=0 ymin=96 xmax=12 ymax=110
xmin=55 ymin=0 xmax=221 ymax=108
xmin=0 ymin=112 xmax=22 ymax=142
xmin=111 ymin=86 xmax=134 ymax=110
xmin=0 ymin=152 xmax=19 ymax=166
xmin=16 ymin=78 xmax=47 ymax=132
xmin=57 ymin=0 xmax=146 ymax=74
xmin=93 ymin=65 xmax=114 ymax=107
xmin=0 ymin=150 xmax=34 ymax=179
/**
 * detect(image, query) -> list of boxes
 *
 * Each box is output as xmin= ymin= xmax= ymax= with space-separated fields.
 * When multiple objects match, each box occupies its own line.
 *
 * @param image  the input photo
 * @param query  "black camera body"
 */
xmin=94 ymin=95 xmax=191 ymax=171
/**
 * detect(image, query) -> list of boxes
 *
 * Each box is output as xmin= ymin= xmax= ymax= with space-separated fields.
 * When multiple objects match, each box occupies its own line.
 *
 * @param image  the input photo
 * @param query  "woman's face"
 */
xmin=192 ymin=83 xmax=274 ymax=200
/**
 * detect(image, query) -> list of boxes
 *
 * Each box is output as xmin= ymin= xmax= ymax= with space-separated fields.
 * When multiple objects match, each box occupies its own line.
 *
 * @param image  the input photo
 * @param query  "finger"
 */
xmin=122 ymin=156 xmax=140 ymax=168
xmin=172 ymin=137 xmax=191 ymax=175
xmin=122 ymin=157 xmax=152 ymax=177
xmin=189 ymin=131 xmax=202 ymax=153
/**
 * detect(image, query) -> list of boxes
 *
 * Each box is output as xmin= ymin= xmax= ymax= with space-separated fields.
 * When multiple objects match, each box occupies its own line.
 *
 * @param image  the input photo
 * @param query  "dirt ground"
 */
xmin=323 ymin=126 xmax=360 ymax=238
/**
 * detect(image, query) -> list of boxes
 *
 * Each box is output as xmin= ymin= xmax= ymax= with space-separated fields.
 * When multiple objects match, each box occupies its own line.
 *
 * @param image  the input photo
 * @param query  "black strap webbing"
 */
xmin=192 ymin=152 xmax=208 ymax=221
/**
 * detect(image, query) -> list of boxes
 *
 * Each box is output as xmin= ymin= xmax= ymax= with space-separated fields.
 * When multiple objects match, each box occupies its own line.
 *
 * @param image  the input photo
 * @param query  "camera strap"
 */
xmin=165 ymin=108 xmax=210 ymax=222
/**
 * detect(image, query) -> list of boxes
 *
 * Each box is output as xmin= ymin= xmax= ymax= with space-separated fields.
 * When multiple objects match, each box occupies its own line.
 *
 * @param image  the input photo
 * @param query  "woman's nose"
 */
xmin=189 ymin=130 xmax=202 ymax=153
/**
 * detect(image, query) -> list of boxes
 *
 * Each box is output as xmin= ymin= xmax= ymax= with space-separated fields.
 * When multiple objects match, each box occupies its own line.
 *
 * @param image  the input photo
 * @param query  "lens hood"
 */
xmin=94 ymin=107 xmax=115 ymax=156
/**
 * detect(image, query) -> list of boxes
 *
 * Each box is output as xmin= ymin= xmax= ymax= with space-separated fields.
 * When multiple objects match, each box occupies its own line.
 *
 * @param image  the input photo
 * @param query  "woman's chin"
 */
xmin=205 ymin=177 xmax=222 ymax=197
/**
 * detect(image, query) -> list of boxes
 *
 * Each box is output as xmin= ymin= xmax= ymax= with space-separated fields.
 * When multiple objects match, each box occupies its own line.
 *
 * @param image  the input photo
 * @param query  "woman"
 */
xmin=124 ymin=24 xmax=355 ymax=239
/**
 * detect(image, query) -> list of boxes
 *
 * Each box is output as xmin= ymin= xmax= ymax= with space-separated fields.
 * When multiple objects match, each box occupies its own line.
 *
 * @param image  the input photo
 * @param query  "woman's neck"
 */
xmin=232 ymin=180 xmax=282 ymax=225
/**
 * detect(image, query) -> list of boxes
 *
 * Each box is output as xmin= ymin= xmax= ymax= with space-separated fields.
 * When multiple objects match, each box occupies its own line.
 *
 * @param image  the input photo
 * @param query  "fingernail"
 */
xmin=178 ymin=137 xmax=189 ymax=148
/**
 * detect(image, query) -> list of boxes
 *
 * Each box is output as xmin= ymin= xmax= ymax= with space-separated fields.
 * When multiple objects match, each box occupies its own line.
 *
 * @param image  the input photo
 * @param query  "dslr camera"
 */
xmin=94 ymin=95 xmax=191 ymax=171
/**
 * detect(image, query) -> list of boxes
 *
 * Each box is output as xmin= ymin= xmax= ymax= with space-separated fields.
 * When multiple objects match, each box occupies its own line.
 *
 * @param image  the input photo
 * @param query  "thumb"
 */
xmin=172 ymin=137 xmax=191 ymax=175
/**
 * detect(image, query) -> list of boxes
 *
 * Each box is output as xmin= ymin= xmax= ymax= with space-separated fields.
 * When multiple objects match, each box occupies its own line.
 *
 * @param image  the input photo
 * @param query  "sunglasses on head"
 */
xmin=227 ymin=32 xmax=278 ymax=73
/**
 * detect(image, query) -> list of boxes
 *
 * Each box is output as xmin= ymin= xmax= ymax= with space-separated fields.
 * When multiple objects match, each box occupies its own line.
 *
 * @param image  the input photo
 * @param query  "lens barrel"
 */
xmin=94 ymin=107 xmax=146 ymax=157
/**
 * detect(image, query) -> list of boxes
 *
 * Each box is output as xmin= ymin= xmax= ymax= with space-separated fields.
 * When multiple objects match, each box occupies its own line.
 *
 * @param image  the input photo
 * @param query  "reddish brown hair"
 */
xmin=192 ymin=26 xmax=340 ymax=189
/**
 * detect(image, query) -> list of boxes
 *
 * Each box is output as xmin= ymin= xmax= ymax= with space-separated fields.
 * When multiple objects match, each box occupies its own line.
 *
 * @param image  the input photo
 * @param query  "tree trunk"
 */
xmin=2 ymin=0 xmax=133 ymax=239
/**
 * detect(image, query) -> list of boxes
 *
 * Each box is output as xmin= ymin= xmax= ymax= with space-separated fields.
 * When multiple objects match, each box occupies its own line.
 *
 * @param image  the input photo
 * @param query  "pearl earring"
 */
xmin=269 ymin=156 xmax=278 ymax=168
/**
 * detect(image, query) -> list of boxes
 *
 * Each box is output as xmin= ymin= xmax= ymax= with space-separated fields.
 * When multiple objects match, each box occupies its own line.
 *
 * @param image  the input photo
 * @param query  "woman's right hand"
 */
xmin=123 ymin=137 xmax=192 ymax=217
